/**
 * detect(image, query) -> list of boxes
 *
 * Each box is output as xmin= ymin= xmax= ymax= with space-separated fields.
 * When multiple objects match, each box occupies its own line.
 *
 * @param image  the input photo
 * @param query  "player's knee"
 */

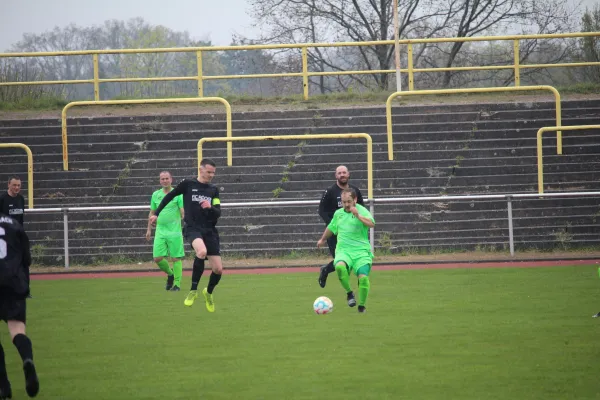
xmin=154 ymin=257 xmax=164 ymax=263
xmin=358 ymin=275 xmax=370 ymax=289
xmin=334 ymin=262 xmax=346 ymax=273
xmin=195 ymin=249 xmax=207 ymax=259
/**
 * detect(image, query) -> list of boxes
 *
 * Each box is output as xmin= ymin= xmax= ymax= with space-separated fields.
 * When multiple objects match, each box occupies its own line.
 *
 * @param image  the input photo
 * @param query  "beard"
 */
xmin=337 ymin=177 xmax=348 ymax=185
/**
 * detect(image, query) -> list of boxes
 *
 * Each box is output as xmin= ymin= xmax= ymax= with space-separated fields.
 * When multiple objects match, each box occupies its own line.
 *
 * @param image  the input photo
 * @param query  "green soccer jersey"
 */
xmin=327 ymin=204 xmax=374 ymax=254
xmin=151 ymin=188 xmax=183 ymax=237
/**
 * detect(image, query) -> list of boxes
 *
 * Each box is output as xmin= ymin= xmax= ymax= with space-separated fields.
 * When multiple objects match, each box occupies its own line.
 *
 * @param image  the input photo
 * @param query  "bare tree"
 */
xmin=248 ymin=0 xmax=459 ymax=90
xmin=247 ymin=0 xmax=581 ymax=91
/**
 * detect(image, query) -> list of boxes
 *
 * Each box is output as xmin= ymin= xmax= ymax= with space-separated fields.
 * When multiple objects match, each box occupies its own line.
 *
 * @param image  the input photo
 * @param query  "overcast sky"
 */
xmin=1 ymin=0 xmax=597 ymax=52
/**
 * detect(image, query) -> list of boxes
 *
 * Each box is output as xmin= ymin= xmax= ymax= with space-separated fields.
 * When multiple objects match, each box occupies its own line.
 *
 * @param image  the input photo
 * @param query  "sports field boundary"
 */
xmin=31 ymin=258 xmax=600 ymax=280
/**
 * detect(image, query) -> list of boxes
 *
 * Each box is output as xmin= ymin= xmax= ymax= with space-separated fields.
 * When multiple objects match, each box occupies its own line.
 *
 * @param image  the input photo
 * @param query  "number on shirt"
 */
xmin=0 ymin=227 xmax=6 ymax=259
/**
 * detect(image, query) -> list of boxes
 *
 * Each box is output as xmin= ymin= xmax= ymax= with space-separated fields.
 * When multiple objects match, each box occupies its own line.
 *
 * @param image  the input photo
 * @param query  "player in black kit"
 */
xmin=150 ymin=159 xmax=223 ymax=312
xmin=0 ymin=214 xmax=39 ymax=399
xmin=317 ymin=165 xmax=364 ymax=288
xmin=0 ymin=177 xmax=25 ymax=226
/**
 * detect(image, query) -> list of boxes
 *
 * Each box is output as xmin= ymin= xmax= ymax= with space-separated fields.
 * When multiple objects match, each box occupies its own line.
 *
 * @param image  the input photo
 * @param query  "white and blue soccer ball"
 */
xmin=313 ymin=296 xmax=333 ymax=315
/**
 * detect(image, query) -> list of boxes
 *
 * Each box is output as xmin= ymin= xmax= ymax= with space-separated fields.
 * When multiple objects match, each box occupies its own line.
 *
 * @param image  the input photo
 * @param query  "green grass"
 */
xmin=0 ymin=95 xmax=68 ymax=111
xmin=2 ymin=265 xmax=599 ymax=400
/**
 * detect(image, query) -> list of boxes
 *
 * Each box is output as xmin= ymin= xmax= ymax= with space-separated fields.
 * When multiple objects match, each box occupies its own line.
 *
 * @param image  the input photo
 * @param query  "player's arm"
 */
xmin=317 ymin=228 xmax=334 ymax=248
xmin=146 ymin=210 xmax=155 ymax=241
xmin=19 ymin=227 xmax=32 ymax=292
xmin=20 ymin=228 xmax=32 ymax=269
xmin=179 ymin=208 xmax=185 ymax=220
xmin=201 ymin=188 xmax=221 ymax=219
xmin=318 ymin=189 xmax=334 ymax=224
xmin=317 ymin=212 xmax=338 ymax=247
xmin=154 ymin=181 xmax=186 ymax=217
xmin=351 ymin=207 xmax=375 ymax=228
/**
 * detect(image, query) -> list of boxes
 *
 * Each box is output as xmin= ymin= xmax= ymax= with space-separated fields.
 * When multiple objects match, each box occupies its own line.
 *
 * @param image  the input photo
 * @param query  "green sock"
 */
xmin=335 ymin=263 xmax=352 ymax=293
xmin=157 ymin=259 xmax=173 ymax=276
xmin=358 ymin=276 xmax=370 ymax=307
xmin=172 ymin=260 xmax=183 ymax=287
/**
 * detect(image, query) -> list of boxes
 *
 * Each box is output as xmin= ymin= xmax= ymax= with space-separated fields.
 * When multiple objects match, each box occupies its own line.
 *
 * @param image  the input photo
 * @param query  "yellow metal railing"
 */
xmin=1 ymin=32 xmax=599 ymax=100
xmin=0 ymin=143 xmax=34 ymax=209
xmin=536 ymin=125 xmax=600 ymax=194
xmin=61 ymin=97 xmax=232 ymax=171
xmin=197 ymin=134 xmax=373 ymax=201
xmin=386 ymin=85 xmax=562 ymax=160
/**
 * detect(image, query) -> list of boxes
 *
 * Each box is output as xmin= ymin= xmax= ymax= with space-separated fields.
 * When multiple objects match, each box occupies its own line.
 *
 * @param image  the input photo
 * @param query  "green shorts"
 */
xmin=153 ymin=233 xmax=185 ymax=258
xmin=334 ymin=250 xmax=373 ymax=276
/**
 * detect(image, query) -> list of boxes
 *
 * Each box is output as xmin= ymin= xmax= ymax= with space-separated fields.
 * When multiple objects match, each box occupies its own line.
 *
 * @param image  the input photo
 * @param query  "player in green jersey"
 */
xmin=317 ymin=188 xmax=375 ymax=313
xmin=146 ymin=171 xmax=185 ymax=291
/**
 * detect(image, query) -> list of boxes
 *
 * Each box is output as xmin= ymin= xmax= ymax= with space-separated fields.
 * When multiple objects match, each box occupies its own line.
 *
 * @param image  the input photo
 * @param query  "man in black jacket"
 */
xmin=0 ymin=213 xmax=39 ymax=399
xmin=0 ymin=177 xmax=25 ymax=226
xmin=317 ymin=166 xmax=364 ymax=288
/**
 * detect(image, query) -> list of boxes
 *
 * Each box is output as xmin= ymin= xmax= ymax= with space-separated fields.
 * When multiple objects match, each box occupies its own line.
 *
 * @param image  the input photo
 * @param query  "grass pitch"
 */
xmin=2 ymin=265 xmax=599 ymax=400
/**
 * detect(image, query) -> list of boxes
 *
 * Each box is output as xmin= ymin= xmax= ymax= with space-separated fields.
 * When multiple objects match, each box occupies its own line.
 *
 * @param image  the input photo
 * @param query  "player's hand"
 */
xmin=350 ymin=206 xmax=359 ymax=216
xmin=317 ymin=238 xmax=326 ymax=248
xmin=149 ymin=215 xmax=158 ymax=226
xmin=145 ymin=230 xmax=151 ymax=242
xmin=200 ymin=200 xmax=211 ymax=209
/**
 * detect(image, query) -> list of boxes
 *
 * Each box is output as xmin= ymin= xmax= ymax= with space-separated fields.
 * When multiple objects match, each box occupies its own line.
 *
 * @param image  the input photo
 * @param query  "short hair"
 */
xmin=200 ymin=158 xmax=216 ymax=168
xmin=159 ymin=171 xmax=172 ymax=177
xmin=7 ymin=176 xmax=21 ymax=184
xmin=342 ymin=188 xmax=357 ymax=200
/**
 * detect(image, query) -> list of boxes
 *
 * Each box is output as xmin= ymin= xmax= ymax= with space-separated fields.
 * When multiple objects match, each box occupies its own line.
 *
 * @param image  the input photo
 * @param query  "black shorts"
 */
xmin=184 ymin=227 xmax=221 ymax=256
xmin=0 ymin=293 xmax=26 ymax=324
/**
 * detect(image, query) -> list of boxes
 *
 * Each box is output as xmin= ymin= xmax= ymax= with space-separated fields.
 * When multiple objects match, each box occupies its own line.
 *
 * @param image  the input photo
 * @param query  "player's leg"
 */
xmin=202 ymin=230 xmax=222 ymax=313
xmin=166 ymin=234 xmax=185 ymax=291
xmin=183 ymin=231 xmax=208 ymax=306
xmin=153 ymin=236 xmax=174 ymax=290
xmin=7 ymin=299 xmax=39 ymax=398
xmin=0 ymin=338 xmax=10 ymax=400
xmin=0 ymin=298 xmax=11 ymax=399
xmin=352 ymin=256 xmax=373 ymax=313
xmin=318 ymin=235 xmax=337 ymax=288
xmin=333 ymin=255 xmax=356 ymax=307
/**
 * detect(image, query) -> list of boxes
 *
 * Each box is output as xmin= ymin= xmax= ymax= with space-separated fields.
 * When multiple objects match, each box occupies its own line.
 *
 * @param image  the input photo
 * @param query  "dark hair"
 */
xmin=7 ymin=176 xmax=21 ymax=184
xmin=200 ymin=158 xmax=216 ymax=168
xmin=342 ymin=188 xmax=357 ymax=200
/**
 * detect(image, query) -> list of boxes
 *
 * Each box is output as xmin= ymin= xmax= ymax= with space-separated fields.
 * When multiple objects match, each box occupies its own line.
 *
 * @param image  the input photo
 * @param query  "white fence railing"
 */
xmin=24 ymin=191 xmax=600 ymax=268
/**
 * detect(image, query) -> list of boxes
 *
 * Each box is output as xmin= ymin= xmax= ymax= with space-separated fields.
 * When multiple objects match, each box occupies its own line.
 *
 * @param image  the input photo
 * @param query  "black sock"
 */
xmin=207 ymin=272 xmax=222 ymax=294
xmin=0 ymin=342 xmax=7 ymax=382
xmin=12 ymin=334 xmax=33 ymax=363
xmin=190 ymin=257 xmax=205 ymax=291
xmin=325 ymin=261 xmax=336 ymax=274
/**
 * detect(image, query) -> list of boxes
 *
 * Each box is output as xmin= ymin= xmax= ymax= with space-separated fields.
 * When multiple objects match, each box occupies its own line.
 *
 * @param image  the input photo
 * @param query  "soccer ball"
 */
xmin=313 ymin=296 xmax=333 ymax=314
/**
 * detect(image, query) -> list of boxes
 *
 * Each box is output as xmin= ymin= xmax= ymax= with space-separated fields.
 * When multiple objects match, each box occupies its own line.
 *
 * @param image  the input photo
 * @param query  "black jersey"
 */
xmin=318 ymin=183 xmax=365 ymax=225
xmin=0 ymin=214 xmax=31 ymax=296
xmin=0 ymin=192 xmax=25 ymax=225
xmin=155 ymin=178 xmax=221 ymax=229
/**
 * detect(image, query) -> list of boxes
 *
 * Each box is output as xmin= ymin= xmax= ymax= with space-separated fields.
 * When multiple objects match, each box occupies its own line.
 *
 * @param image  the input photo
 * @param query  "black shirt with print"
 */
xmin=318 ymin=183 xmax=364 ymax=225
xmin=155 ymin=178 xmax=221 ymax=229
xmin=0 ymin=192 xmax=25 ymax=225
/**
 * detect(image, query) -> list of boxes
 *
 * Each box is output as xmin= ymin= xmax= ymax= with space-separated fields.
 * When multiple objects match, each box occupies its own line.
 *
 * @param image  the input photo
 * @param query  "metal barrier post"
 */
xmin=407 ymin=43 xmax=414 ymax=91
xmin=196 ymin=50 xmax=204 ymax=97
xmin=0 ymin=143 xmax=34 ymax=209
xmin=386 ymin=85 xmax=563 ymax=161
xmin=63 ymin=208 xmax=70 ymax=268
xmin=301 ymin=47 xmax=309 ymax=100
xmin=506 ymin=195 xmax=515 ymax=256
xmin=536 ymin=124 xmax=600 ymax=194
xmin=513 ymin=40 xmax=520 ymax=87
xmin=93 ymin=54 xmax=100 ymax=101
